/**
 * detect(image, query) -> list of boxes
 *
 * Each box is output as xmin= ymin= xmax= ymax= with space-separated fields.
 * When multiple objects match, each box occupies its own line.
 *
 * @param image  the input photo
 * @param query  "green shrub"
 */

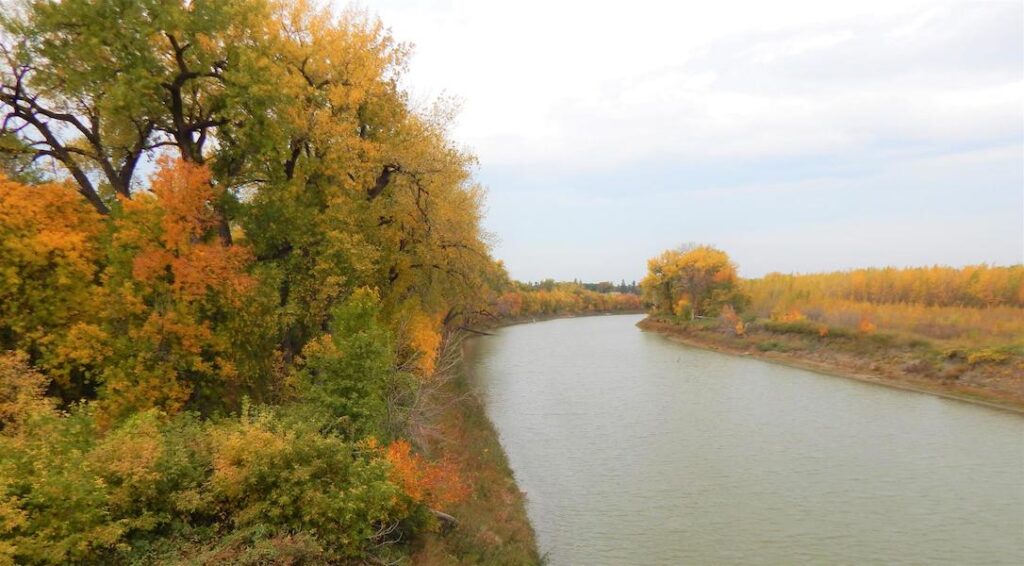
xmin=296 ymin=289 xmax=396 ymax=439
xmin=0 ymin=356 xmax=414 ymax=565
xmin=205 ymin=409 xmax=408 ymax=559
xmin=762 ymin=320 xmax=820 ymax=336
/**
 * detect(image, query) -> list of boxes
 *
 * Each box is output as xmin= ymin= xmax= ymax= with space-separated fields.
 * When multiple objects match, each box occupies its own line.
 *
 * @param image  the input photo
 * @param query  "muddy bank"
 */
xmin=637 ymin=317 xmax=1024 ymax=414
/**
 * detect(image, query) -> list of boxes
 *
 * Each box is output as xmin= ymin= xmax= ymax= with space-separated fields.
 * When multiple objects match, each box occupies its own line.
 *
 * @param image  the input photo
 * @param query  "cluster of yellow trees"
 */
xmin=0 ymin=1 xmax=607 ymax=563
xmin=641 ymin=246 xmax=1024 ymax=346
xmin=746 ymin=265 xmax=1024 ymax=309
xmin=744 ymin=266 xmax=1024 ymax=343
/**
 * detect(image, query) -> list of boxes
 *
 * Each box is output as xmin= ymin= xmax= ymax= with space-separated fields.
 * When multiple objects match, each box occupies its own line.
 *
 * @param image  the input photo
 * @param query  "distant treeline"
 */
xmin=519 ymin=278 xmax=640 ymax=295
xmin=747 ymin=265 xmax=1024 ymax=309
xmin=743 ymin=265 xmax=1024 ymax=343
xmin=493 ymin=281 xmax=642 ymax=318
xmin=641 ymin=245 xmax=1024 ymax=345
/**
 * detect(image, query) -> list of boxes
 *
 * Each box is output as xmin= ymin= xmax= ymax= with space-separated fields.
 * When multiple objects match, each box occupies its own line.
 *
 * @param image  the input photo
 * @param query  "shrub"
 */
xmin=762 ymin=320 xmax=821 ymax=337
xmin=966 ymin=347 xmax=1018 ymax=366
xmin=205 ymin=409 xmax=407 ymax=559
xmin=0 ymin=367 xmax=415 ymax=564
xmin=297 ymin=289 xmax=395 ymax=439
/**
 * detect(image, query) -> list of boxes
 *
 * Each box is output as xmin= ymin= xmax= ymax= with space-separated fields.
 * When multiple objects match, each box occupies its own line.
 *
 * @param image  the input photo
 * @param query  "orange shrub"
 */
xmin=385 ymin=440 xmax=469 ymax=510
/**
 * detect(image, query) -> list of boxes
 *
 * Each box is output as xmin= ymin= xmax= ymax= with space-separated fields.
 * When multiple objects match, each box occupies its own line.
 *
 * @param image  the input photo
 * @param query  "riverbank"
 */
xmin=637 ymin=316 xmax=1024 ymax=414
xmin=409 ymin=343 xmax=541 ymax=564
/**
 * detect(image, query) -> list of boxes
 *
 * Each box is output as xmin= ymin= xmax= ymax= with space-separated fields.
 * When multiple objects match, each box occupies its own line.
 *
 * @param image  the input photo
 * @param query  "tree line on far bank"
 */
xmin=640 ymin=245 xmax=1024 ymax=345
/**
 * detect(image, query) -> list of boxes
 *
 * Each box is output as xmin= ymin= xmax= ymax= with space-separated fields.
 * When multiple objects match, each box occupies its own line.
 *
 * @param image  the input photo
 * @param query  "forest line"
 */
xmin=639 ymin=245 xmax=1024 ymax=409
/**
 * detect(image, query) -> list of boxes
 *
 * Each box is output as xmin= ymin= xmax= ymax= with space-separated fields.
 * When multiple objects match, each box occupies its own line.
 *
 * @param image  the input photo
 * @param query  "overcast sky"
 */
xmin=357 ymin=0 xmax=1023 ymax=281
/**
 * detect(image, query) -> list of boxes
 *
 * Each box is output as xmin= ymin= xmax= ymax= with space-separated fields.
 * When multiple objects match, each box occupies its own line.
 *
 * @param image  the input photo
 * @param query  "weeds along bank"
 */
xmin=639 ymin=247 xmax=1024 ymax=410
xmin=0 ymin=1 xmax=549 ymax=562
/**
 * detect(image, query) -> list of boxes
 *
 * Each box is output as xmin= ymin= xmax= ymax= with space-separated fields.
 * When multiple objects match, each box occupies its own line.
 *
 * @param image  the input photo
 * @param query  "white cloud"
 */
xmin=363 ymin=0 xmax=1022 ymax=169
xmin=349 ymin=0 xmax=1022 ymax=279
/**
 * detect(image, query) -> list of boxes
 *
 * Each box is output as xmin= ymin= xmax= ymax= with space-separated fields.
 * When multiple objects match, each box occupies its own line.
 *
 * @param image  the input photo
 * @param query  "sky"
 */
xmin=353 ymin=0 xmax=1023 ymax=281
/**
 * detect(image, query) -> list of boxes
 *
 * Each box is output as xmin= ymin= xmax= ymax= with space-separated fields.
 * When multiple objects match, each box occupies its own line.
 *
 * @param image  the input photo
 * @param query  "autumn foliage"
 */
xmin=127 ymin=157 xmax=254 ymax=302
xmin=0 ymin=1 xmax=505 ymax=562
xmin=744 ymin=266 xmax=1024 ymax=343
xmin=641 ymin=245 xmax=747 ymax=318
xmin=492 ymin=281 xmax=642 ymax=318
xmin=641 ymin=248 xmax=1023 ymax=377
xmin=385 ymin=439 xmax=469 ymax=509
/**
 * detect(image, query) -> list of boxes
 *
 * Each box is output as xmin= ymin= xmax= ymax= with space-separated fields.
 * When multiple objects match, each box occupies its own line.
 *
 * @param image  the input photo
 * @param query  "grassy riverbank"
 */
xmin=409 ymin=344 xmax=541 ymax=565
xmin=638 ymin=316 xmax=1024 ymax=413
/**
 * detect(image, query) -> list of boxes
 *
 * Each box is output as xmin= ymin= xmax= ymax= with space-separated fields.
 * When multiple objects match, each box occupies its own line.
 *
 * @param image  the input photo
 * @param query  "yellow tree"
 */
xmin=641 ymin=245 xmax=745 ymax=318
xmin=0 ymin=175 xmax=104 ymax=400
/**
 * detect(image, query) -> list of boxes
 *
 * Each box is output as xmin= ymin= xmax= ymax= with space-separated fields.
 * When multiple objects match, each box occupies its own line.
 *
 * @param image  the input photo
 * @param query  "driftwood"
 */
xmin=431 ymin=508 xmax=459 ymax=531
xmin=458 ymin=326 xmax=495 ymax=336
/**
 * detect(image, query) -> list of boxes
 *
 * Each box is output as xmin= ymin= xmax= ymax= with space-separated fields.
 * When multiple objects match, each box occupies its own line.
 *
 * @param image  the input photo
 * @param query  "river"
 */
xmin=464 ymin=314 xmax=1024 ymax=565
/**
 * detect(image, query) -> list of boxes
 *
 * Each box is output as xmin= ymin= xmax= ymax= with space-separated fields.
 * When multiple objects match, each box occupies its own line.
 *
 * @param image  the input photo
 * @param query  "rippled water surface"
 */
xmin=464 ymin=314 xmax=1024 ymax=565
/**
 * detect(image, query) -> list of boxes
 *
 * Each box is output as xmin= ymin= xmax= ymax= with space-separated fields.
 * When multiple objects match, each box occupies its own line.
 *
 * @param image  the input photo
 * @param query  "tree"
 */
xmin=0 ymin=174 xmax=103 ymax=400
xmin=641 ymin=245 xmax=746 ymax=318
xmin=0 ymin=0 xmax=272 ymax=216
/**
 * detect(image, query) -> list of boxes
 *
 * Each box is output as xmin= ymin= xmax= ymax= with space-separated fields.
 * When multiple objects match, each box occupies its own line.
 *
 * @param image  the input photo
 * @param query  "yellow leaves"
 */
xmin=96 ymin=307 xmax=238 ymax=423
xmin=99 ymin=364 xmax=191 ymax=428
xmin=46 ymin=323 xmax=112 ymax=388
xmin=673 ymin=297 xmax=691 ymax=317
xmin=404 ymin=309 xmax=442 ymax=378
xmin=0 ymin=485 xmax=27 ymax=565
xmin=299 ymin=334 xmax=339 ymax=363
xmin=0 ymin=352 xmax=56 ymax=436
xmin=0 ymin=175 xmax=102 ymax=263
xmin=90 ymin=411 xmax=165 ymax=510
xmin=748 ymin=265 xmax=1024 ymax=310
xmin=0 ymin=175 xmax=105 ymax=396
xmin=209 ymin=422 xmax=290 ymax=500
xmin=493 ymin=285 xmax=640 ymax=319
xmin=0 ymin=174 xmax=101 ymax=296
xmin=642 ymin=245 xmax=743 ymax=317
xmin=744 ymin=266 xmax=1024 ymax=342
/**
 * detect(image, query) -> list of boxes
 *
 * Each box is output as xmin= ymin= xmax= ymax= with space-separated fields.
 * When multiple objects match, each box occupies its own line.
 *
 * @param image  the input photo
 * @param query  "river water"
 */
xmin=464 ymin=314 xmax=1024 ymax=565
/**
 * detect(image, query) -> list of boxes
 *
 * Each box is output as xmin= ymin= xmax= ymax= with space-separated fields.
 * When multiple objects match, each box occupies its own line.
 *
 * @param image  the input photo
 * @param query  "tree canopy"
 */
xmin=0 ymin=1 xmax=517 ymax=562
xmin=641 ymin=245 xmax=746 ymax=318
